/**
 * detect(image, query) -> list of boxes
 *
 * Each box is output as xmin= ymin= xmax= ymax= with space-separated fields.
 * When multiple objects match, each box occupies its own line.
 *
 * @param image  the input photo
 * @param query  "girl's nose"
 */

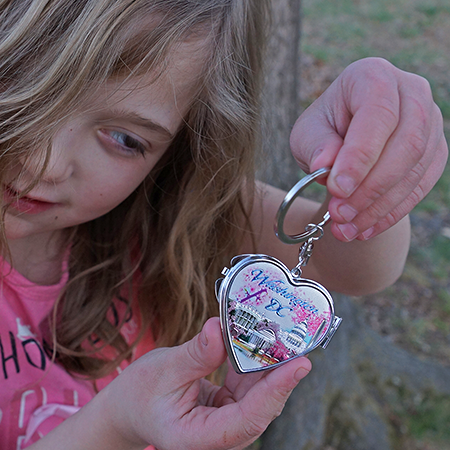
xmin=20 ymin=146 xmax=74 ymax=184
xmin=41 ymin=147 xmax=74 ymax=183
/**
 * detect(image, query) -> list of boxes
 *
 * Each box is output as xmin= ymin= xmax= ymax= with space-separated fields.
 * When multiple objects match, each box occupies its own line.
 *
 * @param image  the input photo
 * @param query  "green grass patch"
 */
xmin=437 ymin=289 xmax=450 ymax=315
xmin=416 ymin=3 xmax=450 ymax=17
xmin=436 ymin=100 xmax=450 ymax=120
xmin=431 ymin=235 xmax=450 ymax=263
xmin=301 ymin=0 xmax=450 ymax=124
xmin=302 ymin=0 xmax=358 ymax=18
xmin=406 ymin=393 xmax=450 ymax=440
xmin=367 ymin=9 xmax=395 ymax=23
xmin=414 ymin=159 xmax=450 ymax=214
xmin=383 ymin=378 xmax=450 ymax=443
xmin=301 ymin=44 xmax=330 ymax=63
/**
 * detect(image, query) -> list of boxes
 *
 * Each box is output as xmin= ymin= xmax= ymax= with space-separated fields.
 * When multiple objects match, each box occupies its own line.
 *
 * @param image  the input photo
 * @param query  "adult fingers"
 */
xmin=189 ymin=356 xmax=312 ymax=450
xmin=331 ymin=135 xmax=448 ymax=241
xmin=290 ymin=58 xmax=404 ymax=190
xmin=213 ymin=361 xmax=265 ymax=407
xmin=289 ymin=87 xmax=345 ymax=180
xmin=238 ymin=357 xmax=312 ymax=419
xmin=328 ymin=96 xmax=443 ymax=239
xmin=231 ymin=357 xmax=312 ymax=443
xmin=325 ymin=60 xmax=425 ymax=200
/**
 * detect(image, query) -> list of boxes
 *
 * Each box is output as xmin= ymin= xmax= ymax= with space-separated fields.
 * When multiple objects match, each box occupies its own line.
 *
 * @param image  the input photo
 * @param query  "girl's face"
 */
xmin=4 ymin=42 xmax=204 ymax=246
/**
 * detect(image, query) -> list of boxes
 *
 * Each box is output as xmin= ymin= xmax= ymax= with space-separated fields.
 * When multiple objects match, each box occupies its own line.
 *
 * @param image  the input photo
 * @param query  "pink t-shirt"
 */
xmin=0 ymin=257 xmax=155 ymax=449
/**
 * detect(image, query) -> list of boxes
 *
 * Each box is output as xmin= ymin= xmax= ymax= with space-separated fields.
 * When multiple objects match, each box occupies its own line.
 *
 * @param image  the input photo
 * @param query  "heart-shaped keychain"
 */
xmin=215 ymin=168 xmax=342 ymax=374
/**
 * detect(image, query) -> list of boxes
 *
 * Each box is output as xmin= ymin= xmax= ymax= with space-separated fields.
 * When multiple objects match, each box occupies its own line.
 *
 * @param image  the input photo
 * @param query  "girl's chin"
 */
xmin=3 ymin=216 xmax=61 ymax=243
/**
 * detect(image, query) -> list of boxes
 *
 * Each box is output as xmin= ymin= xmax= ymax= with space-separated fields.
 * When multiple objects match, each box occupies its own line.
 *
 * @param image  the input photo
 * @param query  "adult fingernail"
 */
xmin=310 ymin=147 xmax=324 ymax=167
xmin=335 ymin=175 xmax=357 ymax=196
xmin=337 ymin=204 xmax=358 ymax=222
xmin=361 ymin=226 xmax=375 ymax=240
xmin=294 ymin=366 xmax=311 ymax=382
xmin=336 ymin=223 xmax=359 ymax=241
xmin=200 ymin=329 xmax=208 ymax=347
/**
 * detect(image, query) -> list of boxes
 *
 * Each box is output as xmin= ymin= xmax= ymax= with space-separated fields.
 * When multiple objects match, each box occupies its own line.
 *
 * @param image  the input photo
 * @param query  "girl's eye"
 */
xmin=100 ymin=129 xmax=148 ymax=156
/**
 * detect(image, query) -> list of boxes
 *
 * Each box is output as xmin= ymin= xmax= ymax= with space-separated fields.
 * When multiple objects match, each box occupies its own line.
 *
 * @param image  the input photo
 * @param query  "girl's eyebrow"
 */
xmin=104 ymin=107 xmax=175 ymax=140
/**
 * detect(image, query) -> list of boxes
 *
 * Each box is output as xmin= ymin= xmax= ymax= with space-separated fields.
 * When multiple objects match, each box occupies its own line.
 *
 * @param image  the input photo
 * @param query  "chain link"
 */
xmin=290 ymin=225 xmax=325 ymax=279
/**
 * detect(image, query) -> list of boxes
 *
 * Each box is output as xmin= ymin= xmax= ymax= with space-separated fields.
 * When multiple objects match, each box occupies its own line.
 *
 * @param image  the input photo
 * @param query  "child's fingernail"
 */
xmin=336 ymin=223 xmax=359 ymax=241
xmin=335 ymin=175 xmax=357 ymax=196
xmin=361 ymin=226 xmax=375 ymax=240
xmin=337 ymin=204 xmax=358 ymax=222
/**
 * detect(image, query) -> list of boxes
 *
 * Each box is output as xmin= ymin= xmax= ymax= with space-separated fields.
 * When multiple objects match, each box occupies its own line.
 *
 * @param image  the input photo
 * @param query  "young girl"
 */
xmin=0 ymin=1 xmax=447 ymax=449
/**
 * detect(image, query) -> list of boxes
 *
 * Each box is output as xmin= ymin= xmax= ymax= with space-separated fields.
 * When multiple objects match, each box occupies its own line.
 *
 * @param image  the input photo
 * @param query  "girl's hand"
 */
xmin=290 ymin=57 xmax=448 ymax=242
xmin=103 ymin=317 xmax=311 ymax=450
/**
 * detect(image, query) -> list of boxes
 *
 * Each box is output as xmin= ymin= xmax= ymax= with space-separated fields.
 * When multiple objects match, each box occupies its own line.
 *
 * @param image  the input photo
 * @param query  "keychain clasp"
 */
xmin=275 ymin=167 xmax=331 ymax=244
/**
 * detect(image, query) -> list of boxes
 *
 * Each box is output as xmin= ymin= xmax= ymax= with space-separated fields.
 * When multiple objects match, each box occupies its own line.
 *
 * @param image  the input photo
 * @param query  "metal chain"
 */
xmin=290 ymin=225 xmax=324 ymax=279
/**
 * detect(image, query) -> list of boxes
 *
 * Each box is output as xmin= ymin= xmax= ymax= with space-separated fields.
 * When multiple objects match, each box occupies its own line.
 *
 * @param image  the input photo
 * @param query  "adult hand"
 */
xmin=290 ymin=57 xmax=448 ymax=242
xmin=104 ymin=317 xmax=311 ymax=450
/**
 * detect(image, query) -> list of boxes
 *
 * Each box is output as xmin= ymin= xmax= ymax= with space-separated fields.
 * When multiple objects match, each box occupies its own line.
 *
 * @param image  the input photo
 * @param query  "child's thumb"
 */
xmin=171 ymin=317 xmax=227 ymax=384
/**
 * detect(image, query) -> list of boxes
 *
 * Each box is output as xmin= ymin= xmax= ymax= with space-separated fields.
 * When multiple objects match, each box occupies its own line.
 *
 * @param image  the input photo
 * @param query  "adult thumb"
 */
xmin=290 ymin=85 xmax=350 ymax=179
xmin=170 ymin=317 xmax=227 ymax=384
xmin=290 ymin=100 xmax=344 ymax=180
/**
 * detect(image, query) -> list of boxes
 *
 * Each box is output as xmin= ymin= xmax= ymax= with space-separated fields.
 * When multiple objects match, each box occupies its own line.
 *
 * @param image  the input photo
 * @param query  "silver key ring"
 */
xmin=275 ymin=167 xmax=331 ymax=244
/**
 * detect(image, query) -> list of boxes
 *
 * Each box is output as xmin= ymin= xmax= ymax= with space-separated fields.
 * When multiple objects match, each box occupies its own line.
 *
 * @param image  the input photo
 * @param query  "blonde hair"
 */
xmin=0 ymin=0 xmax=269 ymax=378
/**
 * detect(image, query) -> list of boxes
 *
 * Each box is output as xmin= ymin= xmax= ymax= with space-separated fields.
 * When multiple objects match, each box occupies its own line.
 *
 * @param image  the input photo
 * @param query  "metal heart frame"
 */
xmin=216 ymin=254 xmax=341 ymax=374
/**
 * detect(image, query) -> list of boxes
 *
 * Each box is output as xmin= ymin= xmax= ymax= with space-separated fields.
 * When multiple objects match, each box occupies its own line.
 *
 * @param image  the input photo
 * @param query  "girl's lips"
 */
xmin=4 ymin=186 xmax=58 ymax=215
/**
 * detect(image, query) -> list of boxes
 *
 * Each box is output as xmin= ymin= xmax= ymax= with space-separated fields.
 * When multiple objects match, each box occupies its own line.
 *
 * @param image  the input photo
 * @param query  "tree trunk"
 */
xmin=259 ymin=0 xmax=303 ymax=191
xmin=259 ymin=1 xmax=450 ymax=449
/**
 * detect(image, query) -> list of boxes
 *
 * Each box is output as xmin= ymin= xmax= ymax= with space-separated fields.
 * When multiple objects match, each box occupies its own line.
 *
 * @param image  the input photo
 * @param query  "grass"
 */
xmin=301 ymin=0 xmax=450 ymax=118
xmin=398 ymin=389 xmax=450 ymax=443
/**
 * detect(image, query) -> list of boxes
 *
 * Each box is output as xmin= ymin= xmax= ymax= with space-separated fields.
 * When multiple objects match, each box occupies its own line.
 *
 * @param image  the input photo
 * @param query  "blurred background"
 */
xmin=254 ymin=0 xmax=450 ymax=449
xmin=303 ymin=1 xmax=450 ymax=447
xmin=300 ymin=0 xmax=450 ymax=371
xmin=300 ymin=0 xmax=450 ymax=370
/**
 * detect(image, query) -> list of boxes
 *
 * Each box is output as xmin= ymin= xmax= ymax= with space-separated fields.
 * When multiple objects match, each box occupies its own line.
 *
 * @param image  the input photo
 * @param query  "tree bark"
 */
xmin=259 ymin=0 xmax=303 ymax=191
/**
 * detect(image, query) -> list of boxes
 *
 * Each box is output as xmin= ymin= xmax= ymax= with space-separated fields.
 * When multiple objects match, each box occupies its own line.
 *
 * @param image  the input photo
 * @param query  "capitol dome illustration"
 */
xmin=284 ymin=321 xmax=308 ymax=350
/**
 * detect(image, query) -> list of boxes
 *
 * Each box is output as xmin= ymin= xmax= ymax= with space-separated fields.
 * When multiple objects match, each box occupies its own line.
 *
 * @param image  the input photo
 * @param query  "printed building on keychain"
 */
xmin=229 ymin=302 xmax=309 ymax=364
